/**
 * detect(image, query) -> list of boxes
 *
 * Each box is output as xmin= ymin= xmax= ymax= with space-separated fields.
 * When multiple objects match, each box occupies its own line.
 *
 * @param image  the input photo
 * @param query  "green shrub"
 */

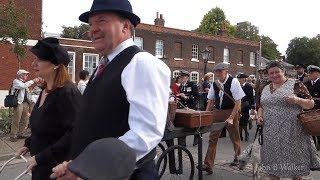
xmin=0 ymin=109 xmax=12 ymax=134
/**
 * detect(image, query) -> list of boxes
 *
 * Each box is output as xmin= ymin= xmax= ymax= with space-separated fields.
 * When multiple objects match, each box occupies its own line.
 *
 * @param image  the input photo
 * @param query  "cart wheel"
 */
xmin=156 ymin=143 xmax=167 ymax=178
xmin=156 ymin=145 xmax=194 ymax=180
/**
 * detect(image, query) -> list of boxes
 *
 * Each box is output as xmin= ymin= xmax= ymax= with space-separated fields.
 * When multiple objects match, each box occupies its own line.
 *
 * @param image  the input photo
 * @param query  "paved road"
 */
xmin=1 ymin=126 xmax=320 ymax=179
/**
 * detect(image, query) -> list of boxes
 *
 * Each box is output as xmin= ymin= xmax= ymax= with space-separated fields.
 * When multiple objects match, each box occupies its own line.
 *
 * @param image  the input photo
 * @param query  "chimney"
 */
xmin=218 ymin=23 xmax=228 ymax=37
xmin=154 ymin=12 xmax=165 ymax=27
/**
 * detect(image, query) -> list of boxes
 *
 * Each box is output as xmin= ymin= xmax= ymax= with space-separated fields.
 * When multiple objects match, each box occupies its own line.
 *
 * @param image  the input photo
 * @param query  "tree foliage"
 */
xmin=61 ymin=23 xmax=89 ymax=39
xmin=235 ymin=21 xmax=260 ymax=42
xmin=286 ymin=36 xmax=320 ymax=66
xmin=0 ymin=0 xmax=29 ymax=68
xmin=260 ymin=35 xmax=281 ymax=60
xmin=196 ymin=7 xmax=234 ymax=37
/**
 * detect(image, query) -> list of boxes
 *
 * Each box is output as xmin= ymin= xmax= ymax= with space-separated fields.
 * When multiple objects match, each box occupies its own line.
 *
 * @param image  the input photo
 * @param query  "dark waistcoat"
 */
xmin=305 ymin=80 xmax=320 ymax=110
xmin=212 ymin=76 xmax=235 ymax=109
xmin=70 ymin=46 xmax=141 ymax=158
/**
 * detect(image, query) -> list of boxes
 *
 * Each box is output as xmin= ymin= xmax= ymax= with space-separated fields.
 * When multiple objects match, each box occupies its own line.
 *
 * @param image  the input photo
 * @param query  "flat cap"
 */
xmin=17 ymin=69 xmax=29 ymax=76
xmin=307 ymin=65 xmax=320 ymax=73
xmin=68 ymin=138 xmax=136 ymax=180
xmin=237 ymin=73 xmax=249 ymax=79
xmin=213 ymin=63 xmax=229 ymax=71
xmin=180 ymin=70 xmax=190 ymax=76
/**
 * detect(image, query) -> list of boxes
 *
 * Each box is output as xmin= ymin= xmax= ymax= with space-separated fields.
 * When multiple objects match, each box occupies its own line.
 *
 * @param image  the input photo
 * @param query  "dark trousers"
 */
xmin=130 ymin=160 xmax=158 ymax=180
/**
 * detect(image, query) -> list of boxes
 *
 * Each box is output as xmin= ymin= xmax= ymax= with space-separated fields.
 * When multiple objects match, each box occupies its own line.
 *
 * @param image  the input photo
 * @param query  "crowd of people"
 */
xmin=4 ymin=0 xmax=320 ymax=179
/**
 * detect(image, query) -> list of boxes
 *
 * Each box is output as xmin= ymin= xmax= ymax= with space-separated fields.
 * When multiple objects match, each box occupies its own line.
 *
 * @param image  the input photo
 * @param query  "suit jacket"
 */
xmin=241 ymin=83 xmax=255 ymax=111
xmin=304 ymin=80 xmax=320 ymax=109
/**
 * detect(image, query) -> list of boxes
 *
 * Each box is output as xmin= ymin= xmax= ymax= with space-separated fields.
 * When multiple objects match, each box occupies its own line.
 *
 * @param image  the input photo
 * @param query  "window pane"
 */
xmin=134 ymin=37 xmax=143 ymax=50
xmin=192 ymin=44 xmax=198 ymax=59
xmin=250 ymin=52 xmax=256 ymax=65
xmin=223 ymin=48 xmax=229 ymax=63
xmin=155 ymin=40 xmax=163 ymax=57
xmin=238 ymin=50 xmax=243 ymax=64
xmin=83 ymin=54 xmax=99 ymax=75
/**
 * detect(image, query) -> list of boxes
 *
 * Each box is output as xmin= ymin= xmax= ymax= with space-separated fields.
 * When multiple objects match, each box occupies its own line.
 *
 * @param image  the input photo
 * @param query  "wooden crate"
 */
xmin=174 ymin=109 xmax=213 ymax=128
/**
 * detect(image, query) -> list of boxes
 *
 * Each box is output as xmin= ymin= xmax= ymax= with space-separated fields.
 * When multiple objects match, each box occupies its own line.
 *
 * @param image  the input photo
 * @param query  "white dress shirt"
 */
xmin=207 ymin=74 xmax=245 ymax=108
xmin=12 ymin=78 xmax=34 ymax=104
xmin=106 ymin=38 xmax=171 ymax=161
xmin=77 ymin=80 xmax=87 ymax=95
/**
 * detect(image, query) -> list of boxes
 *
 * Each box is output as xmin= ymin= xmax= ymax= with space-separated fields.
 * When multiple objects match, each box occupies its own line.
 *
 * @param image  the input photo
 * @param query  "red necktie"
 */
xmin=95 ymin=57 xmax=109 ymax=78
xmin=95 ymin=64 xmax=106 ymax=78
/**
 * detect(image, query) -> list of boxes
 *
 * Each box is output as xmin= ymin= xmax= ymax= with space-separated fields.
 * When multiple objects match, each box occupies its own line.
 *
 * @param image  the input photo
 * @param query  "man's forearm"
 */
xmin=206 ymin=100 xmax=214 ymax=111
xmin=229 ymin=100 xmax=241 ymax=119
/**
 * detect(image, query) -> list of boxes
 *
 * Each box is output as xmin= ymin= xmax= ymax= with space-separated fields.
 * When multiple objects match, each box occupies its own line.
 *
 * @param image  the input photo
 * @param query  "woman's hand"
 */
xmin=26 ymin=156 xmax=37 ymax=173
xmin=287 ymin=95 xmax=300 ymax=105
xmin=50 ymin=160 xmax=78 ymax=180
xmin=15 ymin=147 xmax=29 ymax=158
xmin=256 ymin=116 xmax=264 ymax=125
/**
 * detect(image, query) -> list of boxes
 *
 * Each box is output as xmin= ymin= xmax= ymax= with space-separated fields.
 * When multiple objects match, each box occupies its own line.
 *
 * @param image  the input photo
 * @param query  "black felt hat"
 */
xmin=79 ymin=0 xmax=140 ymax=27
xmin=68 ymin=138 xmax=136 ymax=180
xmin=30 ymin=37 xmax=70 ymax=67
xmin=236 ymin=73 xmax=249 ymax=79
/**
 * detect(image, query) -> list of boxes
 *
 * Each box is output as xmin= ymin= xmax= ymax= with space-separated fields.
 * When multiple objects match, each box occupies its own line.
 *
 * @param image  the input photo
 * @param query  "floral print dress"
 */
xmin=260 ymin=78 xmax=320 ymax=177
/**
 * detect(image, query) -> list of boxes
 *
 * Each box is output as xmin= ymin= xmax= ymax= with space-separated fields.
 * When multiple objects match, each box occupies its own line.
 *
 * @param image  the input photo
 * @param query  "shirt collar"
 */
xmin=105 ymin=38 xmax=135 ymax=62
xmin=313 ymin=78 xmax=319 ymax=83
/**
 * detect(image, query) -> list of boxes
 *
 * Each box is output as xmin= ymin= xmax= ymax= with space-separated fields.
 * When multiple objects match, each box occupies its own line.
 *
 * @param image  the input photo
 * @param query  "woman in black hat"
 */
xmin=14 ymin=37 xmax=81 ymax=180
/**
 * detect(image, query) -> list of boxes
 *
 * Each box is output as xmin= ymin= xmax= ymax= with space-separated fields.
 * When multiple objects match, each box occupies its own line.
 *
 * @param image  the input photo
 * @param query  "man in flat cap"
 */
xmin=237 ymin=73 xmax=254 ymax=141
xmin=199 ymin=63 xmax=245 ymax=174
xmin=51 ymin=0 xmax=171 ymax=179
xmin=304 ymin=65 xmax=320 ymax=150
xmin=9 ymin=70 xmax=39 ymax=142
xmin=295 ymin=64 xmax=308 ymax=83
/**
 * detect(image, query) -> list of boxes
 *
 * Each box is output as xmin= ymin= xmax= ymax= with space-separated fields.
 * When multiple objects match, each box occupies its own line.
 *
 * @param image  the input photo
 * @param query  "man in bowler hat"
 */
xmin=51 ymin=0 xmax=171 ymax=179
xmin=304 ymin=65 xmax=320 ymax=149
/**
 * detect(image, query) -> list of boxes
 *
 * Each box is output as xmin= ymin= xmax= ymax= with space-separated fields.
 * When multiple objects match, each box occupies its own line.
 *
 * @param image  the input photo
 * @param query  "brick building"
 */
xmin=0 ymin=1 xmax=259 ymax=107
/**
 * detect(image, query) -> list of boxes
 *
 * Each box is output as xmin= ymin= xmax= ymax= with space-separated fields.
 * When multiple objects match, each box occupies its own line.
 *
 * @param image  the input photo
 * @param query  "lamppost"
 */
xmin=201 ymin=48 xmax=212 ymax=75
xmin=159 ymin=55 xmax=168 ymax=64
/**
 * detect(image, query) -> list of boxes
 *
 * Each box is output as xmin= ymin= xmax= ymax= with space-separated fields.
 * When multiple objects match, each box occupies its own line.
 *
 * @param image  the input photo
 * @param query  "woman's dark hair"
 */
xmin=266 ymin=61 xmax=284 ymax=71
xmin=79 ymin=70 xmax=89 ymax=80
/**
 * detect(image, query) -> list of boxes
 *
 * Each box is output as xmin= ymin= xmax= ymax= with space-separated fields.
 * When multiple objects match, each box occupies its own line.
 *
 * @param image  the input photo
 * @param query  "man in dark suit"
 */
xmin=304 ymin=65 xmax=320 ymax=150
xmin=295 ymin=64 xmax=308 ymax=83
xmin=176 ymin=70 xmax=199 ymax=146
xmin=51 ymin=0 xmax=171 ymax=179
xmin=237 ymin=73 xmax=255 ymax=141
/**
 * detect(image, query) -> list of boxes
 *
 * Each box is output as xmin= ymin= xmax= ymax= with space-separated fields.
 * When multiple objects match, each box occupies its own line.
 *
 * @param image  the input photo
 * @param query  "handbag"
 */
xmin=4 ymin=84 xmax=19 ymax=108
xmin=297 ymin=109 xmax=320 ymax=136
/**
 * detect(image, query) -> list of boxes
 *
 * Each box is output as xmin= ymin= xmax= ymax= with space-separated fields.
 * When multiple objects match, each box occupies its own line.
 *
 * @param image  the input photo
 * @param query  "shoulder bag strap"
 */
xmin=215 ymin=80 xmax=235 ymax=103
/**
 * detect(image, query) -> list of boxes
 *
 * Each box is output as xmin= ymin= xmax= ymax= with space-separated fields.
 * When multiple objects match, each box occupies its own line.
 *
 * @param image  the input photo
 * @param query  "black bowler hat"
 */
xmin=79 ymin=0 xmax=141 ymax=27
xmin=237 ymin=73 xmax=249 ymax=79
xmin=180 ymin=70 xmax=190 ymax=77
xmin=68 ymin=138 xmax=136 ymax=180
xmin=30 ymin=37 xmax=70 ymax=67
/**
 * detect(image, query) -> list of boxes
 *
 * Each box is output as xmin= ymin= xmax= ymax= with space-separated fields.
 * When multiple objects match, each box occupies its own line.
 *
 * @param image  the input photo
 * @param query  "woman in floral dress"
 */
xmin=256 ymin=61 xmax=320 ymax=180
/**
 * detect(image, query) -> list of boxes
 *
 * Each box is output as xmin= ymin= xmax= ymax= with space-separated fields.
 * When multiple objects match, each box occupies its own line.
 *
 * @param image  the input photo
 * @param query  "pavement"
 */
xmin=1 ymin=127 xmax=320 ymax=179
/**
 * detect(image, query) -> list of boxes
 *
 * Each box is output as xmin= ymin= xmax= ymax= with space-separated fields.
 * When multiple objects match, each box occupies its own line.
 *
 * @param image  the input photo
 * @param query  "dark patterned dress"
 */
xmin=260 ymin=78 xmax=320 ymax=177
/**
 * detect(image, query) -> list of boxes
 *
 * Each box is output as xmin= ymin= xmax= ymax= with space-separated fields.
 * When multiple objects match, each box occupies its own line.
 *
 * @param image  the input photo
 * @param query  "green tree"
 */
xmin=196 ymin=7 xmax=234 ymax=37
xmin=286 ymin=36 xmax=320 ymax=66
xmin=260 ymin=35 xmax=281 ymax=60
xmin=0 ymin=0 xmax=29 ymax=69
xmin=61 ymin=23 xmax=89 ymax=39
xmin=235 ymin=21 xmax=260 ymax=42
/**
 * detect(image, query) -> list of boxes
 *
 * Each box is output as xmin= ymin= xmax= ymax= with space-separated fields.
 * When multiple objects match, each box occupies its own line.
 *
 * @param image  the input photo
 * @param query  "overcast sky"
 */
xmin=42 ymin=0 xmax=320 ymax=55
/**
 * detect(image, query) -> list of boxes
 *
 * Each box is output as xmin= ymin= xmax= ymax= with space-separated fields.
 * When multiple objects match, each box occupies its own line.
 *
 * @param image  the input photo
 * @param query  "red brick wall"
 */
xmin=0 ymin=0 xmax=42 ymax=39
